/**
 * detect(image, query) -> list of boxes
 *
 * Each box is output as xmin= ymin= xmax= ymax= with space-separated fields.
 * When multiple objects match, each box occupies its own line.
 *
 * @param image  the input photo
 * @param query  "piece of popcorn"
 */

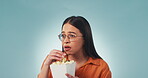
xmin=52 ymin=58 xmax=75 ymax=65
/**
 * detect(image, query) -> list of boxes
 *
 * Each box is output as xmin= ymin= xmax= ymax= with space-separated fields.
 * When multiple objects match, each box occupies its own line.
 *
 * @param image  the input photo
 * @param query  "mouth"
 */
xmin=64 ymin=46 xmax=71 ymax=51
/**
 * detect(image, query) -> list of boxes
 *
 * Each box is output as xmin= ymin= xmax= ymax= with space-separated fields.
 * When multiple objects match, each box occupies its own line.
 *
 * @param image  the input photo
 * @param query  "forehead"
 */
xmin=62 ymin=23 xmax=81 ymax=34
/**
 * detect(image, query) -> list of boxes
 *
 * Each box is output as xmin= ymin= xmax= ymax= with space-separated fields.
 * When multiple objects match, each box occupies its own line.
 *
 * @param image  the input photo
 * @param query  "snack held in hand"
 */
xmin=50 ymin=57 xmax=76 ymax=78
xmin=52 ymin=58 xmax=74 ymax=64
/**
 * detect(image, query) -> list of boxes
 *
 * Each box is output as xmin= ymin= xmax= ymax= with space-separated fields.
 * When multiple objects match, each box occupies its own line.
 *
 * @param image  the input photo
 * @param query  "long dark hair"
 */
xmin=62 ymin=16 xmax=102 ymax=59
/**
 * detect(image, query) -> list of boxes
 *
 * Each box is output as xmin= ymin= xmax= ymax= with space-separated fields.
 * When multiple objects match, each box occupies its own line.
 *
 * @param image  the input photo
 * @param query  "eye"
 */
xmin=69 ymin=34 xmax=76 ymax=38
xmin=61 ymin=34 xmax=66 ymax=38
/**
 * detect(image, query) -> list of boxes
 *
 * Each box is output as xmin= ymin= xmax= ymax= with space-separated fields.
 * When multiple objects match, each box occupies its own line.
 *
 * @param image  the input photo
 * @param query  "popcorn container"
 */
xmin=50 ymin=61 xmax=76 ymax=78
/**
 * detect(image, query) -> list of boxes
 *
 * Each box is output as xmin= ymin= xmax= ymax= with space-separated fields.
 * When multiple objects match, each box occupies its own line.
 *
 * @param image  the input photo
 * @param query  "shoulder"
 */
xmin=98 ymin=59 xmax=109 ymax=67
xmin=85 ymin=58 xmax=112 ymax=77
xmin=99 ymin=59 xmax=110 ymax=71
xmin=90 ymin=58 xmax=111 ymax=71
xmin=90 ymin=58 xmax=109 ymax=66
xmin=93 ymin=58 xmax=112 ymax=77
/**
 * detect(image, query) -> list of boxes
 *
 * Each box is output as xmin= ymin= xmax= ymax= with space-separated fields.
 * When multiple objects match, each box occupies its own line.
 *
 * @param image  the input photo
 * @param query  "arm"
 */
xmin=38 ymin=64 xmax=50 ymax=78
xmin=38 ymin=49 xmax=66 ymax=78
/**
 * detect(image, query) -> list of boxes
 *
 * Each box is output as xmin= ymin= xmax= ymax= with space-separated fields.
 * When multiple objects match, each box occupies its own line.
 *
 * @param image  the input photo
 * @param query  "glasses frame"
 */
xmin=58 ymin=33 xmax=83 ymax=42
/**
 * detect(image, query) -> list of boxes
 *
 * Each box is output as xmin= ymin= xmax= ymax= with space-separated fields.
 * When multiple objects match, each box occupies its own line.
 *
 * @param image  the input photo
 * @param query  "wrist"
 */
xmin=43 ymin=63 xmax=50 ymax=67
xmin=43 ymin=61 xmax=52 ymax=66
xmin=42 ymin=64 xmax=50 ymax=71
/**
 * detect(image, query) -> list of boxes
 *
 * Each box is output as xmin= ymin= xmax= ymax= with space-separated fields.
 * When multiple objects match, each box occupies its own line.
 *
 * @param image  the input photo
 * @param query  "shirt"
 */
xmin=38 ymin=57 xmax=111 ymax=78
xmin=75 ymin=57 xmax=111 ymax=78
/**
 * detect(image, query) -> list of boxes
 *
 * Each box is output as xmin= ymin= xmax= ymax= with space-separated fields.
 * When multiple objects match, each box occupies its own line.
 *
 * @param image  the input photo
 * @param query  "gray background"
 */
xmin=0 ymin=0 xmax=148 ymax=78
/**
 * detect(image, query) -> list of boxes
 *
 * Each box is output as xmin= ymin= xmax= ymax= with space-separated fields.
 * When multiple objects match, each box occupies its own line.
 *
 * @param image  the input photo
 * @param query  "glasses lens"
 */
xmin=68 ymin=34 xmax=76 ymax=41
xmin=58 ymin=34 xmax=80 ymax=41
xmin=58 ymin=34 xmax=62 ymax=41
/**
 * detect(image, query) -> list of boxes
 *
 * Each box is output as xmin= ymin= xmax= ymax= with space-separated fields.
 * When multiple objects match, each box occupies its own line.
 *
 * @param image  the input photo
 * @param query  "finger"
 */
xmin=50 ymin=55 xmax=63 ymax=61
xmin=51 ymin=49 xmax=63 ymax=54
xmin=53 ymin=50 xmax=67 ymax=56
xmin=53 ymin=52 xmax=67 ymax=58
xmin=48 ymin=53 xmax=66 ymax=63
xmin=65 ymin=73 xmax=73 ymax=78
xmin=50 ymin=50 xmax=65 ymax=56
xmin=44 ymin=54 xmax=63 ymax=65
xmin=50 ymin=53 xmax=64 ymax=58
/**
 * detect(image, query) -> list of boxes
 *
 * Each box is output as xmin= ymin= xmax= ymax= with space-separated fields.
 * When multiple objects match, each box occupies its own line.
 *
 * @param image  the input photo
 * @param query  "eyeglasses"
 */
xmin=58 ymin=33 xmax=83 ymax=41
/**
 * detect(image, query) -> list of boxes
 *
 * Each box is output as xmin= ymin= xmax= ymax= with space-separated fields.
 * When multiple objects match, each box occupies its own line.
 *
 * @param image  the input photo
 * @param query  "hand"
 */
xmin=43 ymin=49 xmax=66 ymax=66
xmin=65 ymin=73 xmax=79 ymax=78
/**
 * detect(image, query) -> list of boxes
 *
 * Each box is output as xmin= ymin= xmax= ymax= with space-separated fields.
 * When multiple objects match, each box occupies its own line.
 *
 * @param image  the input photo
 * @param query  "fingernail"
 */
xmin=63 ymin=53 xmax=66 ymax=56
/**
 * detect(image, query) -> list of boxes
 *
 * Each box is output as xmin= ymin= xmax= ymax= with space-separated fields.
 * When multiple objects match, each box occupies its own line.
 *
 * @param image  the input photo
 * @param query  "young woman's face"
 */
xmin=62 ymin=23 xmax=84 ymax=55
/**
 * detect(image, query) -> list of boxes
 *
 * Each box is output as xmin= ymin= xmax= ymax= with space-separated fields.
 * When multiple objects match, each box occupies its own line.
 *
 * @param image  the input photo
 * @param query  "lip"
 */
xmin=64 ymin=46 xmax=71 ymax=51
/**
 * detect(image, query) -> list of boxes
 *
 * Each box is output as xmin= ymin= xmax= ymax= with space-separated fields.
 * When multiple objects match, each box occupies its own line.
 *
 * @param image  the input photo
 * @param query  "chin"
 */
xmin=65 ymin=51 xmax=73 ymax=55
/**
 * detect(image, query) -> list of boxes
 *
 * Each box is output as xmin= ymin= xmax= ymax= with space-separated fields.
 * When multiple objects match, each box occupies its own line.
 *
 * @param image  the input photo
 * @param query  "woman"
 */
xmin=38 ymin=16 xmax=111 ymax=78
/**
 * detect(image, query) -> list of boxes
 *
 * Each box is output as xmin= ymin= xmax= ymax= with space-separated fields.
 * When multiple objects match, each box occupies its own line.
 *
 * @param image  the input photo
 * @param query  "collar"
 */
xmin=81 ymin=57 xmax=100 ymax=67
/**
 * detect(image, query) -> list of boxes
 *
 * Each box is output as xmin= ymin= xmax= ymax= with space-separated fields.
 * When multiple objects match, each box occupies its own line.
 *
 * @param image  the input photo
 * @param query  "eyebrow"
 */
xmin=61 ymin=31 xmax=76 ymax=34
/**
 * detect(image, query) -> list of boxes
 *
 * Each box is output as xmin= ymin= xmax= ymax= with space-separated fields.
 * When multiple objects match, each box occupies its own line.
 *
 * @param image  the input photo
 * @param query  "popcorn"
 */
xmin=52 ymin=58 xmax=75 ymax=64
xmin=50 ymin=58 xmax=76 ymax=78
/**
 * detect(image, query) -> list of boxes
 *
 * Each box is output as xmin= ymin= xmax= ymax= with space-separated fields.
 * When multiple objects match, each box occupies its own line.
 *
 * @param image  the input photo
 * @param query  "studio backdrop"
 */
xmin=0 ymin=0 xmax=148 ymax=78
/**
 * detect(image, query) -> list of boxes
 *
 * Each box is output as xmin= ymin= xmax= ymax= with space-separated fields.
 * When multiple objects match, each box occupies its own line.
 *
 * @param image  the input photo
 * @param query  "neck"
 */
xmin=69 ymin=54 xmax=88 ymax=63
xmin=68 ymin=50 xmax=89 ymax=70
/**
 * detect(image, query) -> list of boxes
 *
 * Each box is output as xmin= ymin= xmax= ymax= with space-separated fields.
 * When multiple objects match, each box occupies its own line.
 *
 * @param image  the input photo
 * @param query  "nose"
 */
xmin=63 ymin=36 xmax=70 ymax=44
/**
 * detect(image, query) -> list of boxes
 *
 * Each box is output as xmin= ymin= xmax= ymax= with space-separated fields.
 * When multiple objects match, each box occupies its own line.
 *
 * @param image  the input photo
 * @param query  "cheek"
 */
xmin=72 ymin=40 xmax=84 ymax=50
